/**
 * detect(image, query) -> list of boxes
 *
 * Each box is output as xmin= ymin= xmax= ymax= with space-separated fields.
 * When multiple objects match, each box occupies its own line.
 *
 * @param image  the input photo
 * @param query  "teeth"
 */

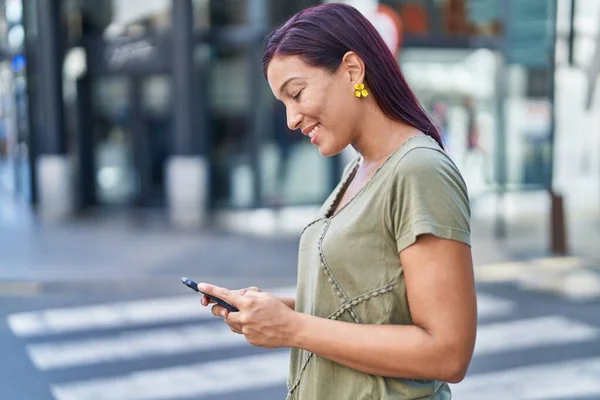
xmin=308 ymin=124 xmax=320 ymax=138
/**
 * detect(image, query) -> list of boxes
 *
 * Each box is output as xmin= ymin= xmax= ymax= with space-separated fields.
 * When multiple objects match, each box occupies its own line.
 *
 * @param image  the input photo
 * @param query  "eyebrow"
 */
xmin=279 ymin=76 xmax=303 ymax=95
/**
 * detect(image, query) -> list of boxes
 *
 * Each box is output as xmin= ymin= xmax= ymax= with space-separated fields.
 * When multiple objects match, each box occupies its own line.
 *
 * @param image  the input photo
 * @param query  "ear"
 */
xmin=341 ymin=51 xmax=366 ymax=85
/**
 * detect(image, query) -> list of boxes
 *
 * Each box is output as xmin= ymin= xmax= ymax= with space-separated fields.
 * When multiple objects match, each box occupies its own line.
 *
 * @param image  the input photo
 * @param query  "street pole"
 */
xmin=494 ymin=0 xmax=510 ymax=240
xmin=166 ymin=0 xmax=207 ymax=229
xmin=248 ymin=0 xmax=267 ymax=208
xmin=548 ymin=0 xmax=568 ymax=255
xmin=35 ymin=0 xmax=74 ymax=221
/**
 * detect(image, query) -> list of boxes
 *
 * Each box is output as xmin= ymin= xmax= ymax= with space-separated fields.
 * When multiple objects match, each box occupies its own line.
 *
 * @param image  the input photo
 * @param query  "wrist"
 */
xmin=277 ymin=296 xmax=296 ymax=310
xmin=286 ymin=311 xmax=310 ymax=349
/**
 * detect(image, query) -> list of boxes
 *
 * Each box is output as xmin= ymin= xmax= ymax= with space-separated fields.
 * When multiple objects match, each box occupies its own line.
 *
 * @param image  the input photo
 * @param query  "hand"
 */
xmin=200 ymin=285 xmax=260 ymax=315
xmin=200 ymin=285 xmax=260 ymax=335
xmin=198 ymin=283 xmax=299 ymax=349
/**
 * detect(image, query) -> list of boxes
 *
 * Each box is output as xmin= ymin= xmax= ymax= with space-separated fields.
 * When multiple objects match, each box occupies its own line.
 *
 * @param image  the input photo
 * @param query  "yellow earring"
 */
xmin=354 ymin=83 xmax=369 ymax=98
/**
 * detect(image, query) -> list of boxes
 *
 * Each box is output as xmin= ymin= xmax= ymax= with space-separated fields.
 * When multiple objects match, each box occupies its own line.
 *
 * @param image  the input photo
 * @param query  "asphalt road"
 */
xmin=1 ymin=194 xmax=599 ymax=399
xmin=1 ymin=278 xmax=600 ymax=400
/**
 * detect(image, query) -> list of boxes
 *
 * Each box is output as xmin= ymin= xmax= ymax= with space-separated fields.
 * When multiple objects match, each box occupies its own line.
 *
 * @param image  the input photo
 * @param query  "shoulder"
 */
xmin=382 ymin=136 xmax=471 ymax=244
xmin=383 ymin=135 xmax=470 ymax=206
xmin=387 ymin=135 xmax=461 ymax=180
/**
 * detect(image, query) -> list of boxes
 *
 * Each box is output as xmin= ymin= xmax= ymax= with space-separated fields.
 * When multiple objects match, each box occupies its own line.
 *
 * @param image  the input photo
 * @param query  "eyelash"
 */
xmin=292 ymin=89 xmax=304 ymax=101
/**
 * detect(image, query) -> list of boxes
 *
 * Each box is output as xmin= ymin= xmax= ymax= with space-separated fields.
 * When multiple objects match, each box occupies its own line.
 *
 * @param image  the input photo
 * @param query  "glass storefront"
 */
xmin=194 ymin=0 xmax=334 ymax=209
xmin=91 ymin=76 xmax=135 ymax=205
xmin=62 ymin=0 xmax=174 ymax=208
xmin=205 ymin=43 xmax=252 ymax=208
xmin=87 ymin=74 xmax=171 ymax=207
xmin=17 ymin=0 xmax=566 ymax=219
xmin=57 ymin=0 xmax=337 ymax=211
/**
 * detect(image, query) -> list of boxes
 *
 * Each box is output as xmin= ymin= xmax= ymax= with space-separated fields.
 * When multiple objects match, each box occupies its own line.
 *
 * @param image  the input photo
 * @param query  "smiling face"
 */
xmin=266 ymin=55 xmax=364 ymax=157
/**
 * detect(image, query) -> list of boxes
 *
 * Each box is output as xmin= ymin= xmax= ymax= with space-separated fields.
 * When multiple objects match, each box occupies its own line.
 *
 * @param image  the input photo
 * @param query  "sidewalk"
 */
xmin=469 ymin=191 xmax=600 ymax=301
xmin=0 ymin=192 xmax=599 ymax=299
xmin=0 ymin=206 xmax=301 ymax=294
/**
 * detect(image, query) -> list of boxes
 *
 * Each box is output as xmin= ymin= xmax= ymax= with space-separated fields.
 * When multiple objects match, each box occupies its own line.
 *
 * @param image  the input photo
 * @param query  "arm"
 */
xmin=288 ymin=234 xmax=477 ymax=383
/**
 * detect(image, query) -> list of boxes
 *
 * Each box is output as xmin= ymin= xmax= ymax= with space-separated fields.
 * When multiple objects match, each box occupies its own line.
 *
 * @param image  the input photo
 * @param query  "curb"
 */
xmin=0 ymin=275 xmax=298 ymax=297
xmin=0 ymin=276 xmax=180 ymax=297
xmin=0 ymin=281 xmax=44 ymax=296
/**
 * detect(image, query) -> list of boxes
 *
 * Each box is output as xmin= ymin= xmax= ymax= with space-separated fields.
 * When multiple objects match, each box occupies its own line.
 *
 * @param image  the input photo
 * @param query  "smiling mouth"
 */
xmin=307 ymin=124 xmax=320 ymax=140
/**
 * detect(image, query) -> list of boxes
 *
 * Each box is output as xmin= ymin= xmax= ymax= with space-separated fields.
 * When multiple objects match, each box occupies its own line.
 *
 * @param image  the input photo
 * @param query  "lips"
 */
xmin=301 ymin=123 xmax=319 ymax=136
xmin=310 ymin=132 xmax=319 ymax=144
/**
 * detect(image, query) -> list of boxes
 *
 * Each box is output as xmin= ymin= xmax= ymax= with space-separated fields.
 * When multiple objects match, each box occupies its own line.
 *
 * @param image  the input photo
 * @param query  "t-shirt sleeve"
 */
xmin=384 ymin=147 xmax=471 ymax=253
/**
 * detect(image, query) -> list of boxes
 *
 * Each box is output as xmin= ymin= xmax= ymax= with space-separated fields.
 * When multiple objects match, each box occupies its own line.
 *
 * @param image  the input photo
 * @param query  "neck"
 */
xmin=351 ymin=101 xmax=421 ymax=166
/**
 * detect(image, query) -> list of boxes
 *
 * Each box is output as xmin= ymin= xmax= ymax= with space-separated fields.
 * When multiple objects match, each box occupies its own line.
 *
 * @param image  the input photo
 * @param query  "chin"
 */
xmin=317 ymin=145 xmax=344 ymax=157
xmin=314 ymin=133 xmax=347 ymax=157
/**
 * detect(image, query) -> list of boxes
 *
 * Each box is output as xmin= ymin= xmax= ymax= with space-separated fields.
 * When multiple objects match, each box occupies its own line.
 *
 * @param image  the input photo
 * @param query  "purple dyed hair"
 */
xmin=262 ymin=3 xmax=443 ymax=149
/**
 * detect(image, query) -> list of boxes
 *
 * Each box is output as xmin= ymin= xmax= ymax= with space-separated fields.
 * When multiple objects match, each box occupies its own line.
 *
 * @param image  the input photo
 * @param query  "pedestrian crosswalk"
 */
xmin=452 ymin=357 xmax=600 ymax=400
xmin=5 ymin=286 xmax=600 ymax=400
xmin=474 ymin=315 xmax=598 ymax=356
xmin=27 ymin=323 xmax=249 ymax=370
xmin=51 ymin=353 xmax=291 ymax=400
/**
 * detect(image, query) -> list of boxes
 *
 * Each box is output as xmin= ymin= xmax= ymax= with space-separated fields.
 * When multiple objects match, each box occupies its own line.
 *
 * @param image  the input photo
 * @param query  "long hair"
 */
xmin=262 ymin=3 xmax=443 ymax=149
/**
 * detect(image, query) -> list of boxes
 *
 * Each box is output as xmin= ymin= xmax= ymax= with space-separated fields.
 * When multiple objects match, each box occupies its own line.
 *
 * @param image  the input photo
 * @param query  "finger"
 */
xmin=200 ymin=295 xmax=214 ymax=307
xmin=226 ymin=321 xmax=242 ymax=334
xmin=198 ymin=283 xmax=246 ymax=309
xmin=225 ymin=311 xmax=242 ymax=325
xmin=229 ymin=324 xmax=242 ymax=334
xmin=211 ymin=304 xmax=227 ymax=317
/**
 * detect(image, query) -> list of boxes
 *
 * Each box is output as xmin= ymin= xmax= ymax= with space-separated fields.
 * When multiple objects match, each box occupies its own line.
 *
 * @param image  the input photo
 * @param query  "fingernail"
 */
xmin=221 ymin=310 xmax=227 ymax=317
xmin=198 ymin=283 xmax=207 ymax=291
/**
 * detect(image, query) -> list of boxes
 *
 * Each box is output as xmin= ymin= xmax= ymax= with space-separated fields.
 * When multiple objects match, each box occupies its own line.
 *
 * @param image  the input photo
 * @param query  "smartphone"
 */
xmin=181 ymin=276 xmax=239 ymax=312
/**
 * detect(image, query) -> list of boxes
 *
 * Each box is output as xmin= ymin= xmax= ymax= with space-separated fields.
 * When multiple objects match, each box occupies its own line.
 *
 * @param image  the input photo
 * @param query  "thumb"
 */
xmin=198 ymin=283 xmax=245 ymax=308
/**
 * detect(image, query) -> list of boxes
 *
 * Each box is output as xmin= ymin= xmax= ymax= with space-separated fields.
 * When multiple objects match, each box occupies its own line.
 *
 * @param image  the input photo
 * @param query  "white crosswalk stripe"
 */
xmin=5 ymin=288 xmax=600 ymax=400
xmin=50 ymin=352 xmax=291 ymax=400
xmin=7 ymin=286 xmax=297 ymax=337
xmin=7 ymin=296 xmax=213 ymax=337
xmin=7 ymin=290 xmax=515 ymax=339
xmin=27 ymin=323 xmax=249 ymax=370
xmin=452 ymin=357 xmax=600 ymax=400
xmin=476 ymin=293 xmax=516 ymax=319
xmin=474 ymin=315 xmax=599 ymax=356
xmin=27 ymin=314 xmax=598 ymax=372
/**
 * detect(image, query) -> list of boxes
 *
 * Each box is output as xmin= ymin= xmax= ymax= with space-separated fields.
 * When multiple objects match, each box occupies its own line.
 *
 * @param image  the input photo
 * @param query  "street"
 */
xmin=0 ymin=0 xmax=599 ymax=398
xmin=2 ymin=279 xmax=600 ymax=399
xmin=1 ymin=199 xmax=600 ymax=400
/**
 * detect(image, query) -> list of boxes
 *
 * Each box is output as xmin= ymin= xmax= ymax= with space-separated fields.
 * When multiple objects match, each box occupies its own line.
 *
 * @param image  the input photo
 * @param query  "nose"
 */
xmin=286 ymin=106 xmax=302 ymax=131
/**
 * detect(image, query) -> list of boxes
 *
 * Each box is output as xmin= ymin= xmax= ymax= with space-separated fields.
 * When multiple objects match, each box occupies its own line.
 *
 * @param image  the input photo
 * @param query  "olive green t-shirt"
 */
xmin=286 ymin=134 xmax=471 ymax=400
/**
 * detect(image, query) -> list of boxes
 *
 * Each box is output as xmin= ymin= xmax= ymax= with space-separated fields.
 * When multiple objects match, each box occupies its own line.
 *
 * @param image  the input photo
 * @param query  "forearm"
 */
xmin=290 ymin=313 xmax=465 ymax=382
xmin=277 ymin=297 xmax=295 ymax=310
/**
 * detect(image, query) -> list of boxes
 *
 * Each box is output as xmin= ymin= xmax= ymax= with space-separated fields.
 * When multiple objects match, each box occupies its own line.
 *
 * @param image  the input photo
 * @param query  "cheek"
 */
xmin=311 ymin=80 xmax=348 ymax=121
xmin=305 ymin=82 xmax=358 ymax=138
xmin=326 ymin=94 xmax=359 ymax=134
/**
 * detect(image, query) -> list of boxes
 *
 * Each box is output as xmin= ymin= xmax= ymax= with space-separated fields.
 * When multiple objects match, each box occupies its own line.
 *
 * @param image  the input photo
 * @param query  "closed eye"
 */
xmin=292 ymin=89 xmax=304 ymax=101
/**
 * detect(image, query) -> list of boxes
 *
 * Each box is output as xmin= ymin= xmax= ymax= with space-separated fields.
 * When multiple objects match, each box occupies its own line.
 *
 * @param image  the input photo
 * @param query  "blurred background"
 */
xmin=0 ymin=0 xmax=599 ymax=399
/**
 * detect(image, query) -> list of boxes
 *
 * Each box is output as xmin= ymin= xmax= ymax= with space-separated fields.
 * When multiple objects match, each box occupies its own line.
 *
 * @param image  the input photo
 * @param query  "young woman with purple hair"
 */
xmin=199 ymin=3 xmax=476 ymax=399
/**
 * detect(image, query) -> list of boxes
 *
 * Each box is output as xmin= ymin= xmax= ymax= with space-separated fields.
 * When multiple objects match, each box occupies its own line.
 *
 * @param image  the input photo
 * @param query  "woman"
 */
xmin=199 ymin=3 xmax=477 ymax=399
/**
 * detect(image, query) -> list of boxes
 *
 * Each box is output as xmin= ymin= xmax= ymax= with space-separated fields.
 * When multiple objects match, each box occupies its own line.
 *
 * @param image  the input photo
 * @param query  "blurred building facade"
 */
xmin=0 ymin=0 xmax=596 ymax=231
